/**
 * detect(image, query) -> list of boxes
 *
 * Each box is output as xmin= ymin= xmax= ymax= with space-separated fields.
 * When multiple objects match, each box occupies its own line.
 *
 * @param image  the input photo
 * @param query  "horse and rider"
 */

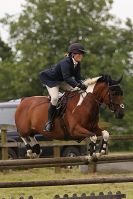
xmin=15 ymin=42 xmax=124 ymax=158
xmin=39 ymin=43 xmax=87 ymax=132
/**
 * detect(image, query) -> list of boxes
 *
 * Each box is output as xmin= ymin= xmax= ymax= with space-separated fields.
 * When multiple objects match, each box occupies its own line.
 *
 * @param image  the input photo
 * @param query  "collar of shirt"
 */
xmin=72 ymin=58 xmax=78 ymax=68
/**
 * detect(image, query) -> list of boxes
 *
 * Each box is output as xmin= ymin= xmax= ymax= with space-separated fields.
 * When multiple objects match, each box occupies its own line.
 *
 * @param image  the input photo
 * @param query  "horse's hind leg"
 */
xmin=21 ymin=136 xmax=41 ymax=158
xmin=29 ymin=136 xmax=41 ymax=158
xmin=21 ymin=137 xmax=33 ymax=158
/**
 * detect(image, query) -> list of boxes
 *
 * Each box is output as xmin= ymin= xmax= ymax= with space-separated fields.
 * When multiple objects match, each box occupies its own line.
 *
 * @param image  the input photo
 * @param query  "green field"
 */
xmin=0 ymin=167 xmax=133 ymax=199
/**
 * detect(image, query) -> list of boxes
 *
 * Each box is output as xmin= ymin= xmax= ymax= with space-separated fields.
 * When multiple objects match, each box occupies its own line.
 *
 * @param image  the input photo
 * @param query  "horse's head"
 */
xmin=95 ymin=74 xmax=124 ymax=119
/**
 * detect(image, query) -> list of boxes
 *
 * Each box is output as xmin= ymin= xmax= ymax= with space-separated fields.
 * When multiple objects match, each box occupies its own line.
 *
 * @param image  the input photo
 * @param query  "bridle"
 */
xmin=103 ymin=84 xmax=124 ymax=112
xmin=83 ymin=83 xmax=124 ymax=113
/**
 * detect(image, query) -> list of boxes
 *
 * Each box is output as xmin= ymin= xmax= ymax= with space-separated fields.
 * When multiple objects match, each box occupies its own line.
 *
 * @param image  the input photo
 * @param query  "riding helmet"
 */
xmin=68 ymin=43 xmax=87 ymax=54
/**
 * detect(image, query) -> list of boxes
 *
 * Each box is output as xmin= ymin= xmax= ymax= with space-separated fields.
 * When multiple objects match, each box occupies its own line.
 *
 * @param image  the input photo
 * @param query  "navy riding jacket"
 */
xmin=39 ymin=56 xmax=82 ymax=88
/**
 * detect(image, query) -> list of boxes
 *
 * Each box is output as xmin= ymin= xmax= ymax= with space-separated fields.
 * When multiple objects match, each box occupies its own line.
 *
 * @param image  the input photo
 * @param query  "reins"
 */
xmin=78 ymin=82 xmax=115 ymax=112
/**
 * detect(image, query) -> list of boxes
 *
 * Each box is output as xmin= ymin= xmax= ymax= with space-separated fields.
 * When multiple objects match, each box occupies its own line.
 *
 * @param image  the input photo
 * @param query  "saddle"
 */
xmin=47 ymin=91 xmax=77 ymax=140
xmin=56 ymin=91 xmax=77 ymax=118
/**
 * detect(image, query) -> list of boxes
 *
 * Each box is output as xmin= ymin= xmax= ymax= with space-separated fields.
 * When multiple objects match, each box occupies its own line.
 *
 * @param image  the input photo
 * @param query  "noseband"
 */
xmin=107 ymin=84 xmax=124 ymax=112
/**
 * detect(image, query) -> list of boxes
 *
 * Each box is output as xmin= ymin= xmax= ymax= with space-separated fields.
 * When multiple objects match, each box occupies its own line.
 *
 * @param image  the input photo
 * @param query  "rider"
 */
xmin=39 ymin=42 xmax=87 ymax=132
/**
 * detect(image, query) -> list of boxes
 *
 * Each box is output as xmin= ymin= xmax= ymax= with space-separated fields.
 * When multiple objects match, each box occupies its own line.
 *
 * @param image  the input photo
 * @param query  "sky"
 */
xmin=0 ymin=0 xmax=133 ymax=42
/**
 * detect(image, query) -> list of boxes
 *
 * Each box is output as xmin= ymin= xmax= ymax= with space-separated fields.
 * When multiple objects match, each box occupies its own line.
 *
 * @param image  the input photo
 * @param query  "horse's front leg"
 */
xmin=71 ymin=124 xmax=97 ymax=157
xmin=88 ymin=135 xmax=97 ymax=157
xmin=99 ymin=130 xmax=110 ymax=155
xmin=78 ymin=133 xmax=98 ymax=157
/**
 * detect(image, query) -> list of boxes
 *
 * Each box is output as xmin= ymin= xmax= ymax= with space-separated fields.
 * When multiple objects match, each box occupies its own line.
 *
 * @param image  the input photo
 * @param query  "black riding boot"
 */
xmin=44 ymin=104 xmax=56 ymax=132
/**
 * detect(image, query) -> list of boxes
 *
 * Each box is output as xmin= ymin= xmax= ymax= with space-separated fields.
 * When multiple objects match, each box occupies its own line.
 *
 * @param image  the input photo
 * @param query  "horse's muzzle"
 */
xmin=115 ymin=111 xmax=124 ymax=119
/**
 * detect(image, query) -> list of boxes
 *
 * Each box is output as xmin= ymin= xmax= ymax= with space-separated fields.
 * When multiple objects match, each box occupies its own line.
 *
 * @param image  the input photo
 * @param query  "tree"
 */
xmin=0 ymin=37 xmax=12 ymax=61
xmin=0 ymin=37 xmax=15 ymax=100
xmin=2 ymin=0 xmax=116 ymax=96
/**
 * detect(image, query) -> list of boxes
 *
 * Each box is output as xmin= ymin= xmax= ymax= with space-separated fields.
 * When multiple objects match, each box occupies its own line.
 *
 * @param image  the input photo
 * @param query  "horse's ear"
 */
xmin=112 ymin=74 xmax=123 ymax=85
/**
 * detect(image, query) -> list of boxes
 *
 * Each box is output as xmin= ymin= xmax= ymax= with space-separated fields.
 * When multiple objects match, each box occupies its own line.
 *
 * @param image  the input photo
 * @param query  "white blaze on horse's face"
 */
xmin=76 ymin=76 xmax=101 ymax=107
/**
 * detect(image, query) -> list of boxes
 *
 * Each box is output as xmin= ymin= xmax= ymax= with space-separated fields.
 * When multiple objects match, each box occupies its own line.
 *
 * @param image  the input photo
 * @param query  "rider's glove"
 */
xmin=77 ymin=83 xmax=87 ymax=91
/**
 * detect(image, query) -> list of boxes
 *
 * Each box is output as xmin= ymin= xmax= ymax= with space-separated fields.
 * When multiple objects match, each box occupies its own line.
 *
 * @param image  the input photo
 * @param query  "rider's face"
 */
xmin=73 ymin=53 xmax=84 ymax=62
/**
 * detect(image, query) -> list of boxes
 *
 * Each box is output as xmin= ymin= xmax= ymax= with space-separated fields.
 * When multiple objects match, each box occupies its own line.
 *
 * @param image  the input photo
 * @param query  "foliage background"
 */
xmin=0 ymin=0 xmax=133 ymax=142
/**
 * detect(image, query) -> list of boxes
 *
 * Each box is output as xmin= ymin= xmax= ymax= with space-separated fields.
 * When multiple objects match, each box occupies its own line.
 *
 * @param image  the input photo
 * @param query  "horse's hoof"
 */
xmin=100 ymin=150 xmax=106 ymax=155
xmin=27 ymin=150 xmax=34 ymax=159
xmin=27 ymin=149 xmax=32 ymax=156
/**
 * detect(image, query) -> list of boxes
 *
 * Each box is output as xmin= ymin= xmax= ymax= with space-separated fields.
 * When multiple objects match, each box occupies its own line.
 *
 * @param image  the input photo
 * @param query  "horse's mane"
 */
xmin=84 ymin=74 xmax=113 ymax=87
xmin=97 ymin=74 xmax=113 ymax=85
xmin=84 ymin=76 xmax=101 ymax=86
xmin=71 ymin=74 xmax=119 ymax=92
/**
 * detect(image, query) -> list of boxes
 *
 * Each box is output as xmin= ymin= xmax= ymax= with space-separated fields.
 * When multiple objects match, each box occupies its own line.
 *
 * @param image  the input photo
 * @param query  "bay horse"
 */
xmin=15 ymin=74 xmax=124 ymax=158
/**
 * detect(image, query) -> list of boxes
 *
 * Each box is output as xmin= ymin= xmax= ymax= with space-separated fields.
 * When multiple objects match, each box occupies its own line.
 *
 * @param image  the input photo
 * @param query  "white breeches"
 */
xmin=46 ymin=86 xmax=59 ymax=105
xmin=46 ymin=82 xmax=73 ymax=106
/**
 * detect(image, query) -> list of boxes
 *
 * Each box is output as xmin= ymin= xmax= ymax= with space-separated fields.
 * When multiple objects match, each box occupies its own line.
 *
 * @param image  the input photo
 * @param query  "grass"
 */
xmin=0 ymin=167 xmax=133 ymax=199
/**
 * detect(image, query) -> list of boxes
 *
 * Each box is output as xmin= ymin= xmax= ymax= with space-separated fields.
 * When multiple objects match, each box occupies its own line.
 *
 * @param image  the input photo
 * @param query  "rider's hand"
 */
xmin=77 ymin=83 xmax=87 ymax=91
